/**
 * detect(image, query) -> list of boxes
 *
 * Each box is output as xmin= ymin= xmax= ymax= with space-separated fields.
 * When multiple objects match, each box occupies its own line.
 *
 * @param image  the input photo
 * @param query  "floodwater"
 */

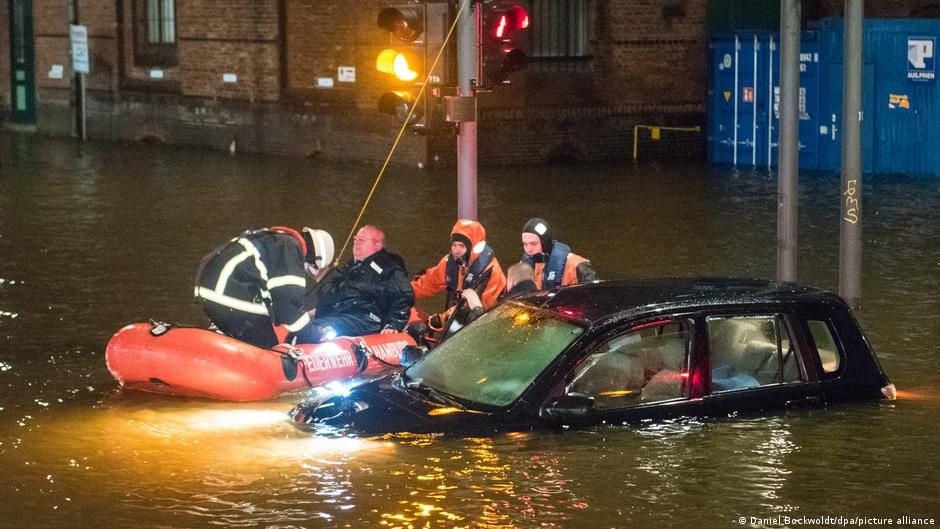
xmin=0 ymin=133 xmax=938 ymax=528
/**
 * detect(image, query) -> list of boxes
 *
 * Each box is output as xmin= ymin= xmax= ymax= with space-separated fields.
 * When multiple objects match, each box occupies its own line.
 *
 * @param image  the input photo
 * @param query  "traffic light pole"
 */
xmin=456 ymin=0 xmax=478 ymax=220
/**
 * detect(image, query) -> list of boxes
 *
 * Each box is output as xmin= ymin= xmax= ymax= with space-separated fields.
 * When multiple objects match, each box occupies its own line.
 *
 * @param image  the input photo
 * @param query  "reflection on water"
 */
xmin=1 ymin=134 xmax=938 ymax=528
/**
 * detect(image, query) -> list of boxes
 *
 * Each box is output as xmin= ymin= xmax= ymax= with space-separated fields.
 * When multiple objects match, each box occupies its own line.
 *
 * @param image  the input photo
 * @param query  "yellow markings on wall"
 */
xmin=888 ymin=93 xmax=910 ymax=109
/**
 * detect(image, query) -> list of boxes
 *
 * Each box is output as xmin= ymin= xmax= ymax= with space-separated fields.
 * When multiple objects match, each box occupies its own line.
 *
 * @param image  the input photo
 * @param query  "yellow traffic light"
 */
xmin=375 ymin=3 xmax=447 ymax=130
xmin=376 ymin=49 xmax=420 ymax=82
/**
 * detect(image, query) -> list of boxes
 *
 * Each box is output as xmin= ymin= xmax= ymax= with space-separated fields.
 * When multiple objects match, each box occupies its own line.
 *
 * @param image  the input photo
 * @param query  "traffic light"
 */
xmin=375 ymin=3 xmax=448 ymax=129
xmin=479 ymin=1 xmax=529 ymax=90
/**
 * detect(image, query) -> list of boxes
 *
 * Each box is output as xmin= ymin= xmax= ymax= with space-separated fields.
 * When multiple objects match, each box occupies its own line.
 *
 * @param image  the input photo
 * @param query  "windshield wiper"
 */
xmin=399 ymin=376 xmax=467 ymax=410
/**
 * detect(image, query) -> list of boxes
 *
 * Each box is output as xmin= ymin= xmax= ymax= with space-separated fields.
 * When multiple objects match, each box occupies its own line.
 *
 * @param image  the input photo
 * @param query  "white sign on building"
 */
xmin=69 ymin=25 xmax=90 ymax=74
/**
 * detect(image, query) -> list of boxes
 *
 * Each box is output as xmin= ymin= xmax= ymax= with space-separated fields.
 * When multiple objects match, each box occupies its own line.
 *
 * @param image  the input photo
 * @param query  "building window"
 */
xmin=133 ymin=0 xmax=177 ymax=66
xmin=530 ymin=0 xmax=592 ymax=60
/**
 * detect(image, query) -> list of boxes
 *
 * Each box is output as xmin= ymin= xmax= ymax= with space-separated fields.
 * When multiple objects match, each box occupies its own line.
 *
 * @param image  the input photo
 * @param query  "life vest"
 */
xmin=522 ymin=240 xmax=571 ymax=290
xmin=444 ymin=244 xmax=495 ymax=308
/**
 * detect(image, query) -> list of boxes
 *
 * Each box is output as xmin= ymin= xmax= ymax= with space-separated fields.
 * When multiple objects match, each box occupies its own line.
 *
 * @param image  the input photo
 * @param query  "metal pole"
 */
xmin=840 ymin=0 xmax=864 ymax=307
xmin=767 ymin=35 xmax=775 ymax=169
xmin=733 ymin=35 xmax=739 ymax=165
xmin=456 ymin=0 xmax=478 ymax=220
xmin=71 ymin=0 xmax=86 ymax=142
xmin=776 ymin=0 xmax=800 ymax=283
xmin=79 ymin=75 xmax=87 ymax=142
xmin=752 ymin=34 xmax=758 ymax=165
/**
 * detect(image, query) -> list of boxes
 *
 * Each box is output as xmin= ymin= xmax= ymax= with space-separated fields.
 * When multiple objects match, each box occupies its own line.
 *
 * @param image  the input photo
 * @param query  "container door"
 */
xmin=872 ymin=32 xmax=937 ymax=175
xmin=767 ymin=38 xmax=821 ymax=170
xmin=818 ymin=63 xmax=875 ymax=173
xmin=9 ymin=0 xmax=36 ymax=125
xmin=736 ymin=35 xmax=761 ymax=166
xmin=708 ymin=37 xmax=738 ymax=164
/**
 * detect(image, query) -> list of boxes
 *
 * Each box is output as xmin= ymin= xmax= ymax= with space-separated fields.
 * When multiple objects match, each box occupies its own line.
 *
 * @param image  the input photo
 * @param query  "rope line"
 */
xmin=333 ymin=0 xmax=471 ymax=267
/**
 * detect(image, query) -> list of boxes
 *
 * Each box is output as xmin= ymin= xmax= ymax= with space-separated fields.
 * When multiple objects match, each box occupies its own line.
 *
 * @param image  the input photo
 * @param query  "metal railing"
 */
xmin=632 ymin=124 xmax=702 ymax=161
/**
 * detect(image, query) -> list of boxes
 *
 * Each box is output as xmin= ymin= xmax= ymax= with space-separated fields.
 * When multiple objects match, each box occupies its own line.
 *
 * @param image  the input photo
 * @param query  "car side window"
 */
xmin=807 ymin=319 xmax=842 ymax=374
xmin=567 ymin=321 xmax=691 ymax=409
xmin=706 ymin=315 xmax=804 ymax=393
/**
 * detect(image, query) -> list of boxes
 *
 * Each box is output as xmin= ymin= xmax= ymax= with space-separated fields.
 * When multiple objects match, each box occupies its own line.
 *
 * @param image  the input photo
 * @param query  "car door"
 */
xmin=556 ymin=317 xmax=705 ymax=424
xmin=701 ymin=310 xmax=824 ymax=417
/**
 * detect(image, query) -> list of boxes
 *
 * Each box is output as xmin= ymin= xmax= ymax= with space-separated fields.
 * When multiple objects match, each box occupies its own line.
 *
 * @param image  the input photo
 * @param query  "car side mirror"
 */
xmin=539 ymin=393 xmax=595 ymax=422
xmin=399 ymin=345 xmax=428 ymax=368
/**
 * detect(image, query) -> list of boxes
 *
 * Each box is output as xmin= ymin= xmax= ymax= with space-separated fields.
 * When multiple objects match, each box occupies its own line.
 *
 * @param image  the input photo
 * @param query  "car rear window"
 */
xmin=706 ymin=315 xmax=804 ymax=392
xmin=808 ymin=319 xmax=842 ymax=374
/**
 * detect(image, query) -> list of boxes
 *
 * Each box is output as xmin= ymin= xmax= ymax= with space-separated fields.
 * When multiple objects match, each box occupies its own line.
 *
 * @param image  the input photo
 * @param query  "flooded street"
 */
xmin=1 ymin=133 xmax=938 ymax=528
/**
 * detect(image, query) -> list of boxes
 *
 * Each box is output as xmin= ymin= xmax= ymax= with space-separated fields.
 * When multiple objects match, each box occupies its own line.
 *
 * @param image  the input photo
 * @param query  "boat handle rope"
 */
xmin=277 ymin=343 xmax=322 ymax=388
xmin=333 ymin=0 xmax=470 ymax=268
xmin=355 ymin=337 xmax=402 ymax=369
xmin=148 ymin=319 xmax=202 ymax=337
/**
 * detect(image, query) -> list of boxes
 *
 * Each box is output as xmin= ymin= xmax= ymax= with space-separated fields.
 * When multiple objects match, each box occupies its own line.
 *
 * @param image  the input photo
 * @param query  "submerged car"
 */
xmin=289 ymin=278 xmax=895 ymax=435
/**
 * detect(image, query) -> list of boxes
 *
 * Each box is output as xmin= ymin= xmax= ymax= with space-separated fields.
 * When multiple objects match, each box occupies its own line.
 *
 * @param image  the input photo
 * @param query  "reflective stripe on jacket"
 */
xmin=195 ymin=230 xmax=309 ymax=332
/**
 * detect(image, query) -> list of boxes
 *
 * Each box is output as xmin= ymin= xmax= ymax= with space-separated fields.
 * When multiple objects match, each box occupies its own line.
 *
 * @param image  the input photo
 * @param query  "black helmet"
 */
xmin=522 ymin=217 xmax=553 ymax=255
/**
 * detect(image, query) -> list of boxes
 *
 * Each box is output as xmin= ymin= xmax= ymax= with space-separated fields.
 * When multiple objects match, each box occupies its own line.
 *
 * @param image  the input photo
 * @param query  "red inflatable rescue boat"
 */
xmin=105 ymin=322 xmax=415 ymax=401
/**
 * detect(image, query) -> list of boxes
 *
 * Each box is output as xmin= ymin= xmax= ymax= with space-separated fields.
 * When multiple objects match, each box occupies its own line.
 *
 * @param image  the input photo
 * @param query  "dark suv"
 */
xmin=290 ymin=278 xmax=895 ymax=435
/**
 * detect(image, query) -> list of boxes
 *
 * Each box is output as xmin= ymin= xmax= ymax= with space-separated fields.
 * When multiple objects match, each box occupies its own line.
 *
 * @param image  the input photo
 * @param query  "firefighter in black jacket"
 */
xmin=195 ymin=226 xmax=334 ymax=348
xmin=311 ymin=225 xmax=414 ymax=340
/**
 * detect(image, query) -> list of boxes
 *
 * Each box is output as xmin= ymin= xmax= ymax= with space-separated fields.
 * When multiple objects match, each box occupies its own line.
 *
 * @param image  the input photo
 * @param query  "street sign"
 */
xmin=70 ymin=25 xmax=90 ymax=74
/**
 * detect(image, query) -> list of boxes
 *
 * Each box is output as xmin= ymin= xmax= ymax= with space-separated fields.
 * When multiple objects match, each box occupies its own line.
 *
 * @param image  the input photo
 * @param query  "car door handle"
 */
xmin=785 ymin=396 xmax=824 ymax=409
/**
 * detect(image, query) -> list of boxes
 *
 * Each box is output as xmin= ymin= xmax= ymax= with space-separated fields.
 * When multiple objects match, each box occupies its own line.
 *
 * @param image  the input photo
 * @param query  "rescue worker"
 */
xmin=412 ymin=219 xmax=507 ymax=334
xmin=195 ymin=226 xmax=334 ymax=348
xmin=310 ymin=225 xmax=414 ymax=340
xmin=521 ymin=217 xmax=596 ymax=290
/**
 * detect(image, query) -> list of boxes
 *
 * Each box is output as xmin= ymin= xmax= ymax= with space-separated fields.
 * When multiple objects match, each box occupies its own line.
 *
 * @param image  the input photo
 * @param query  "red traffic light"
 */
xmin=491 ymin=5 xmax=529 ymax=39
xmin=480 ymin=2 xmax=530 ymax=89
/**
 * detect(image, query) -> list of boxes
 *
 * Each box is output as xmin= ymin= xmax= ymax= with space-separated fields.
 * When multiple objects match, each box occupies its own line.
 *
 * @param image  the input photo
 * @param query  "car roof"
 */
xmin=514 ymin=277 xmax=842 ymax=324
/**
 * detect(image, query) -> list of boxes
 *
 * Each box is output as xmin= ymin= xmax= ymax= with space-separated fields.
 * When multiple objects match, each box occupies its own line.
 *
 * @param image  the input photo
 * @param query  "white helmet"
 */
xmin=302 ymin=227 xmax=334 ymax=278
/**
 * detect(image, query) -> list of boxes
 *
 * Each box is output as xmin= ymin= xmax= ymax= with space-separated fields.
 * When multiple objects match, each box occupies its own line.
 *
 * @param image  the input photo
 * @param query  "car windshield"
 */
xmin=406 ymin=303 xmax=586 ymax=407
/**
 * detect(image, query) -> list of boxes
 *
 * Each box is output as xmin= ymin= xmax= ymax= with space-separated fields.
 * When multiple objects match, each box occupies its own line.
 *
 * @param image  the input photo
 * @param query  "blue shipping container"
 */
xmin=817 ymin=18 xmax=940 ymax=175
xmin=708 ymin=31 xmax=821 ymax=169
xmin=709 ymin=19 xmax=940 ymax=176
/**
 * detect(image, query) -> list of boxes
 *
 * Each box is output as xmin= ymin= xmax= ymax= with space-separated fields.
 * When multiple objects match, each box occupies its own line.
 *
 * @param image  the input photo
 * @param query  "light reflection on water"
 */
xmin=1 ymin=134 xmax=938 ymax=528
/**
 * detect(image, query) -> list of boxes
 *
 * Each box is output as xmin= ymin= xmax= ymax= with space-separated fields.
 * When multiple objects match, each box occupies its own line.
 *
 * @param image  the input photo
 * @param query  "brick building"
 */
xmin=2 ymin=0 xmax=937 ymax=165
